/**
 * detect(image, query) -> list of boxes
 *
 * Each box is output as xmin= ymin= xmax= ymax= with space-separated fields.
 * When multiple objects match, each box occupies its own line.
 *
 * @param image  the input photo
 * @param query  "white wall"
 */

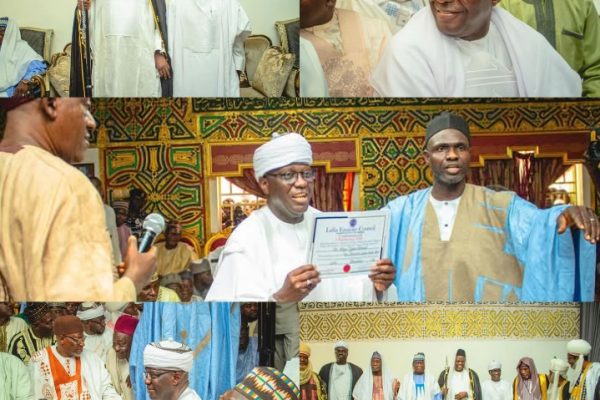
xmin=3 ymin=0 xmax=299 ymax=56
xmin=306 ymin=339 xmax=572 ymax=382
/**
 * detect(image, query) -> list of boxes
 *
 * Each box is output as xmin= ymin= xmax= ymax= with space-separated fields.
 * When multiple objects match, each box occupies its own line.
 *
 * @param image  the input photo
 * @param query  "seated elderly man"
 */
xmin=106 ymin=314 xmax=139 ymax=400
xmin=371 ymin=0 xmax=582 ymax=96
xmin=143 ymin=339 xmax=201 ymax=400
xmin=29 ymin=315 xmax=120 ymax=399
xmin=156 ymin=220 xmax=197 ymax=277
xmin=0 ymin=17 xmax=47 ymax=97
xmin=77 ymin=303 xmax=112 ymax=361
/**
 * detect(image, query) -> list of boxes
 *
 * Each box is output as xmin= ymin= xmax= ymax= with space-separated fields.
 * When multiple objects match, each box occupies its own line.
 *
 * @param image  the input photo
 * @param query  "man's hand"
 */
xmin=454 ymin=392 xmax=468 ymax=400
xmin=155 ymin=52 xmax=171 ymax=79
xmin=369 ymin=259 xmax=396 ymax=292
xmin=556 ymin=205 xmax=599 ymax=243
xmin=273 ymin=264 xmax=320 ymax=302
xmin=441 ymin=386 xmax=448 ymax=396
xmin=76 ymin=0 xmax=92 ymax=10
xmin=393 ymin=379 xmax=400 ymax=396
xmin=122 ymin=236 xmax=158 ymax=293
xmin=13 ymin=81 xmax=29 ymax=97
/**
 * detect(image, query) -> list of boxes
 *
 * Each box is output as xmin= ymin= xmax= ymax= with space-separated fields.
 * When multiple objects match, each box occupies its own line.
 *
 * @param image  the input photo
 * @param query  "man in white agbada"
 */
xmin=143 ymin=339 xmax=201 ymax=400
xmin=481 ymin=361 xmax=511 ymax=400
xmin=206 ymin=132 xmax=396 ymax=302
xmin=548 ymin=358 xmax=569 ymax=400
xmin=565 ymin=339 xmax=600 ymax=400
xmin=166 ymin=0 xmax=251 ymax=97
xmin=81 ymin=0 xmax=169 ymax=96
xmin=371 ymin=0 xmax=583 ymax=97
xmin=77 ymin=303 xmax=113 ymax=362
xmin=438 ymin=349 xmax=482 ymax=400
xmin=29 ymin=315 xmax=121 ymax=400
xmin=397 ymin=353 xmax=441 ymax=400
xmin=353 ymin=351 xmax=399 ymax=400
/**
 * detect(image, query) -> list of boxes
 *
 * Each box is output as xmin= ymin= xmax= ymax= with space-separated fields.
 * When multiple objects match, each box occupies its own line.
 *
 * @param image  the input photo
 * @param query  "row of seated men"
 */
xmin=300 ymin=342 xmax=600 ymax=400
xmin=0 ymin=302 xmax=299 ymax=400
xmin=300 ymin=0 xmax=600 ymax=97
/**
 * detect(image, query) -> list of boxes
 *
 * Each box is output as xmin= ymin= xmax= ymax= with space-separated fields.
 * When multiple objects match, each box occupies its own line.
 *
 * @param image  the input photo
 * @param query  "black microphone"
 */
xmin=138 ymin=213 xmax=166 ymax=253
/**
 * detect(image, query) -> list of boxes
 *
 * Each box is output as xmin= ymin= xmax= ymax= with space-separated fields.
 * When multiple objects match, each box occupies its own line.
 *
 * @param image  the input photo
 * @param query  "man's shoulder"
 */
xmin=30 ymin=346 xmax=50 ymax=363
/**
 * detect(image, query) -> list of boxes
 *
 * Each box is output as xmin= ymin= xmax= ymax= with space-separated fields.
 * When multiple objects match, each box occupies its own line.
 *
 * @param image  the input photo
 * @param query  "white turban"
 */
xmin=334 ymin=340 xmax=348 ymax=350
xmin=488 ymin=360 xmax=501 ymax=371
xmin=566 ymin=339 xmax=591 ymax=356
xmin=143 ymin=339 xmax=193 ymax=372
xmin=77 ymin=304 xmax=105 ymax=321
xmin=253 ymin=132 xmax=312 ymax=181
xmin=550 ymin=358 xmax=569 ymax=373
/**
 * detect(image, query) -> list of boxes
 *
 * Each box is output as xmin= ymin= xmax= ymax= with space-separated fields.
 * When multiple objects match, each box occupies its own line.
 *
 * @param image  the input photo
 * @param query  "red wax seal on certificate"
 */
xmin=343 ymin=264 xmax=351 ymax=273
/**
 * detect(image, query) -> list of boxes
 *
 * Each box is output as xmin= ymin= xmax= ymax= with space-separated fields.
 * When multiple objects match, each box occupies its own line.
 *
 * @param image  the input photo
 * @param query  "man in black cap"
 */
xmin=386 ymin=111 xmax=598 ymax=302
xmin=7 ymin=302 xmax=54 ymax=364
xmin=438 ymin=349 xmax=482 ymax=400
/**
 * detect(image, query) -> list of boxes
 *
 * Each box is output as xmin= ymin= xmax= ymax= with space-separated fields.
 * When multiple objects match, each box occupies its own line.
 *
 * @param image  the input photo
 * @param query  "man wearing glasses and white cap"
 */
xmin=481 ymin=360 xmax=511 ymax=400
xmin=143 ymin=339 xmax=201 ymax=400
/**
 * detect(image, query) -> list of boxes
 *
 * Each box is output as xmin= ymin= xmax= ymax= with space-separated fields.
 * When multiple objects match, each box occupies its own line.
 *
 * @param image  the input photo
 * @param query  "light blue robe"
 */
xmin=386 ymin=185 xmax=595 ymax=302
xmin=129 ymin=302 xmax=240 ymax=400
xmin=3 ymin=60 xmax=46 ymax=97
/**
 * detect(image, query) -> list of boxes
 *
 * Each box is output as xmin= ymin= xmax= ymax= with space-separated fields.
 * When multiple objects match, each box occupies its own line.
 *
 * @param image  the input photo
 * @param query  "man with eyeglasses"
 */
xmin=29 ymin=314 xmax=120 ymax=399
xmin=207 ymin=132 xmax=396 ymax=302
xmin=386 ymin=112 xmax=598 ymax=302
xmin=77 ymin=303 xmax=112 ymax=362
xmin=0 ymin=98 xmax=157 ymax=302
xmin=143 ymin=339 xmax=201 ymax=400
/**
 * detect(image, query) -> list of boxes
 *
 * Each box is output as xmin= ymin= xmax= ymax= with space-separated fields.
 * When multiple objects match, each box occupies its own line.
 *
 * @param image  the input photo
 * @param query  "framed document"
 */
xmin=307 ymin=210 xmax=390 ymax=278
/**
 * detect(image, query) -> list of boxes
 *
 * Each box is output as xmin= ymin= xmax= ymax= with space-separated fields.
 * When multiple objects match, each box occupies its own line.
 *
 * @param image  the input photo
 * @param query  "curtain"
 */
xmin=580 ymin=302 xmax=600 ymax=362
xmin=530 ymin=157 xmax=568 ymax=208
xmin=514 ymin=151 xmax=533 ymax=202
xmin=226 ymin=169 xmax=266 ymax=198
xmin=468 ymin=159 xmax=514 ymax=190
xmin=311 ymin=166 xmax=346 ymax=212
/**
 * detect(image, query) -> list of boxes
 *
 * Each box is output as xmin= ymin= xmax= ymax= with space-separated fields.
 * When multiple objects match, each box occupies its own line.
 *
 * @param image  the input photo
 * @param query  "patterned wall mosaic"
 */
xmin=103 ymin=143 xmax=205 ymax=254
xmin=299 ymin=303 xmax=579 ymax=341
xmin=88 ymin=98 xmax=600 ymax=244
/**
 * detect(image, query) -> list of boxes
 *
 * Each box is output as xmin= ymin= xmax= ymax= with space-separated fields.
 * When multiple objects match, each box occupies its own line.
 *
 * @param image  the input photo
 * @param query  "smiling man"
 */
xmin=386 ymin=112 xmax=598 ymax=302
xmin=371 ymin=0 xmax=582 ymax=96
xmin=0 ymin=98 xmax=157 ymax=301
xmin=143 ymin=339 xmax=201 ymax=400
xmin=398 ymin=353 xmax=441 ymax=400
xmin=439 ymin=349 xmax=482 ymax=400
xmin=29 ymin=315 xmax=120 ymax=399
xmin=319 ymin=341 xmax=363 ymax=400
xmin=481 ymin=361 xmax=511 ymax=400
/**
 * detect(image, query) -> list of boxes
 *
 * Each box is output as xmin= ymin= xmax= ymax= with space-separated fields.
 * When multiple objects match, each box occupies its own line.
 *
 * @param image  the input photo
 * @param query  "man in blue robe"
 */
xmin=386 ymin=112 xmax=598 ymax=302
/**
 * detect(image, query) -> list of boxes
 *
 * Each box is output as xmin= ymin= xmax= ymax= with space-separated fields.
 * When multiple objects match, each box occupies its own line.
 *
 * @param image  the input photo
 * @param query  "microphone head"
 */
xmin=143 ymin=213 xmax=166 ymax=235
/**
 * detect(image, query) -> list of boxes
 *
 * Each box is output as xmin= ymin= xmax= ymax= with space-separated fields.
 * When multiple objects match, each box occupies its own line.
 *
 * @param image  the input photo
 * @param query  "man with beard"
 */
xmin=319 ymin=341 xmax=363 ymax=400
xmin=513 ymin=357 xmax=548 ymax=400
xmin=29 ymin=315 xmax=120 ymax=399
xmin=565 ymin=339 xmax=600 ymax=400
xmin=8 ymin=303 xmax=54 ymax=365
xmin=438 ymin=349 xmax=481 ymax=400
xmin=481 ymin=361 xmax=511 ymax=400
xmin=386 ymin=112 xmax=598 ymax=302
xmin=353 ymin=351 xmax=399 ymax=400
xmin=138 ymin=273 xmax=181 ymax=302
xmin=398 ymin=353 xmax=441 ymax=400
xmin=300 ymin=343 xmax=327 ymax=400
xmin=78 ymin=303 xmax=112 ymax=361
xmin=143 ymin=339 xmax=201 ymax=399
xmin=106 ymin=314 xmax=139 ymax=400
xmin=0 ymin=301 xmax=26 ymax=353
xmin=0 ymin=98 xmax=157 ymax=301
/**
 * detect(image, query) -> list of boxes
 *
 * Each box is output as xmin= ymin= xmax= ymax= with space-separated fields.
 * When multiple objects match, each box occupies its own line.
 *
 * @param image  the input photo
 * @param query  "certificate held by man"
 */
xmin=308 ymin=210 xmax=391 ymax=278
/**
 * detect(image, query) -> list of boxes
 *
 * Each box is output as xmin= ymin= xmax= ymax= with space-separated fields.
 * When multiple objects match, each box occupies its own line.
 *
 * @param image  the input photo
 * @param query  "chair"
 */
xmin=275 ymin=18 xmax=299 ymax=69
xmin=203 ymin=227 xmax=233 ymax=256
xmin=18 ymin=27 xmax=53 ymax=96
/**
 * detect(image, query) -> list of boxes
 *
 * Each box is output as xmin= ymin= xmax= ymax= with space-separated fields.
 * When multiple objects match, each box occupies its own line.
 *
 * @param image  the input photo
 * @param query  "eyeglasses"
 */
xmin=144 ymin=369 xmax=175 ymax=380
xmin=266 ymin=169 xmax=316 ymax=185
xmin=64 ymin=335 xmax=85 ymax=344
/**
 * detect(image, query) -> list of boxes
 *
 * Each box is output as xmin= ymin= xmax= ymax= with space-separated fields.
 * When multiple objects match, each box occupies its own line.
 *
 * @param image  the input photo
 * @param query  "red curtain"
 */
xmin=468 ymin=159 xmax=514 ymax=190
xmin=310 ymin=166 xmax=346 ymax=212
xmin=514 ymin=152 xmax=533 ymax=201
xmin=513 ymin=152 xmax=568 ymax=208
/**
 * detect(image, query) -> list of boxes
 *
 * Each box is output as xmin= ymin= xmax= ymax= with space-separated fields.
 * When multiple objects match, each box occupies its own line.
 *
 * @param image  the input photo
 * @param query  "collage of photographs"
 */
xmin=0 ymin=0 xmax=599 ymax=400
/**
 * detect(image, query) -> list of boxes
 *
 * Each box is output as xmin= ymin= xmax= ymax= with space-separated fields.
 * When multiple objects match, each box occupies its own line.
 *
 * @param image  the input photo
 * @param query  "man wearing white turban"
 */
xmin=77 ymin=303 xmax=112 ymax=362
xmin=206 ymin=132 xmax=396 ymax=302
xmin=548 ymin=358 xmax=569 ymax=400
xmin=481 ymin=361 xmax=511 ymax=400
xmin=143 ymin=339 xmax=201 ymax=400
xmin=566 ymin=339 xmax=600 ymax=400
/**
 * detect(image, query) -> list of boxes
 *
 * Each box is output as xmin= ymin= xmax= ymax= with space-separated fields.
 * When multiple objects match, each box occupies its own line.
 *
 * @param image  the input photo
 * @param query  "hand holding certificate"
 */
xmin=307 ymin=210 xmax=391 ymax=278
